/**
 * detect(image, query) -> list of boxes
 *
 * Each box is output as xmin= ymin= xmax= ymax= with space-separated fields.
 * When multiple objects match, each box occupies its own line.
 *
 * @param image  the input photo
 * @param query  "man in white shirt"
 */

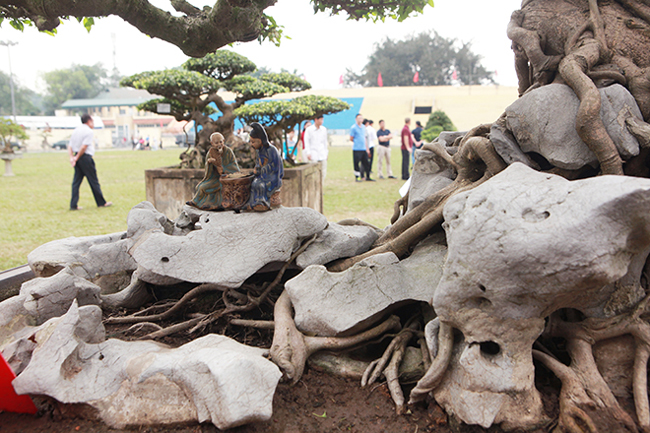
xmin=304 ymin=115 xmax=329 ymax=184
xmin=68 ymin=113 xmax=112 ymax=210
xmin=364 ymin=119 xmax=377 ymax=175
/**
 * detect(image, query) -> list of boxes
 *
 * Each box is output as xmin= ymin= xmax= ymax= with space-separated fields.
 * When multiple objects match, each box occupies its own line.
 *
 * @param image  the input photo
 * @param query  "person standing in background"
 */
xmin=376 ymin=120 xmax=395 ymax=179
xmin=68 ymin=113 xmax=112 ymax=210
xmin=350 ymin=114 xmax=373 ymax=182
xmin=401 ymin=118 xmax=414 ymax=180
xmin=364 ymin=119 xmax=377 ymax=176
xmin=411 ymin=120 xmax=424 ymax=166
xmin=304 ymin=115 xmax=329 ymax=185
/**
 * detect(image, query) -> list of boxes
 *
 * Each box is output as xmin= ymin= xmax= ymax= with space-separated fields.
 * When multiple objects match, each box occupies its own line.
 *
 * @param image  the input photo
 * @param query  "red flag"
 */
xmin=377 ymin=73 xmax=383 ymax=87
xmin=339 ymin=74 xmax=344 ymax=84
xmin=452 ymin=69 xmax=458 ymax=80
xmin=413 ymin=71 xmax=419 ymax=83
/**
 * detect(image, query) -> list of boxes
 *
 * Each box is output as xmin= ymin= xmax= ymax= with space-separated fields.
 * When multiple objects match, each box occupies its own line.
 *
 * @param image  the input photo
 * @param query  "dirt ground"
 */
xmin=0 ymin=366 xmax=505 ymax=433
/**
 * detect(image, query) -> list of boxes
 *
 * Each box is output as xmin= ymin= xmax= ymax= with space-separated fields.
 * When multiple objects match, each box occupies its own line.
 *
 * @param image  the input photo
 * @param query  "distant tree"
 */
xmin=42 ymin=63 xmax=108 ymax=114
xmin=0 ymin=71 xmax=41 ymax=115
xmin=0 ymin=117 xmax=29 ymax=153
xmin=346 ymin=31 xmax=494 ymax=87
xmin=421 ymin=109 xmax=456 ymax=142
xmin=121 ymin=51 xmax=312 ymax=167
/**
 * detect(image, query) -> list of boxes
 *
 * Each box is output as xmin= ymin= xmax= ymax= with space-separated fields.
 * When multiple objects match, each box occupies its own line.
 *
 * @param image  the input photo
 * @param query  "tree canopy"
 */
xmin=234 ymin=95 xmax=349 ymax=144
xmin=345 ymin=31 xmax=494 ymax=87
xmin=0 ymin=0 xmax=433 ymax=57
xmin=42 ymin=63 xmax=108 ymax=114
xmin=121 ymin=50 xmax=316 ymax=164
xmin=0 ymin=117 xmax=28 ymax=152
xmin=420 ymin=109 xmax=456 ymax=142
xmin=0 ymin=71 xmax=41 ymax=115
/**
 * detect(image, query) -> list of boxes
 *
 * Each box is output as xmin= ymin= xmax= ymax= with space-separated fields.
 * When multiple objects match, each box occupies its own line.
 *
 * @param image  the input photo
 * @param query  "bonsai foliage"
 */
xmin=121 ymin=50 xmax=311 ymax=156
xmin=0 ymin=0 xmax=433 ymax=57
xmin=421 ymin=110 xmax=456 ymax=142
xmin=0 ymin=117 xmax=28 ymax=153
xmin=234 ymin=95 xmax=349 ymax=146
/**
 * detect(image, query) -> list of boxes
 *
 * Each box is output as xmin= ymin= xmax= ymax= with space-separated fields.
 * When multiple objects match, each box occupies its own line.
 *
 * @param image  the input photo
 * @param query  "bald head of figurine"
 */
xmin=210 ymin=132 xmax=225 ymax=151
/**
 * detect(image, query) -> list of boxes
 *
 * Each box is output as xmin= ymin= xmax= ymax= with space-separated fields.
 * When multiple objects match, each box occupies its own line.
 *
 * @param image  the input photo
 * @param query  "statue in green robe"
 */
xmin=187 ymin=132 xmax=240 ymax=210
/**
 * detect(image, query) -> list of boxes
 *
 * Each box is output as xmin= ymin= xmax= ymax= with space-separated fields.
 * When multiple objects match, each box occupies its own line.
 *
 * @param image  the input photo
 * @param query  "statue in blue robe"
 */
xmin=246 ymin=123 xmax=284 ymax=211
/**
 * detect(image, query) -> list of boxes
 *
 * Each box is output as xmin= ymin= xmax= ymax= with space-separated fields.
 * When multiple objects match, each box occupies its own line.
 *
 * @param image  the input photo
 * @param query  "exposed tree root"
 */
xmin=361 ymin=320 xmax=421 ymax=414
xmin=105 ymin=235 xmax=318 ymax=340
xmin=329 ymin=127 xmax=505 ymax=273
xmin=539 ymin=296 xmax=650 ymax=432
xmin=270 ymin=290 xmax=402 ymax=384
xmin=104 ymin=283 xmax=227 ymax=325
xmin=408 ymin=322 xmax=454 ymax=404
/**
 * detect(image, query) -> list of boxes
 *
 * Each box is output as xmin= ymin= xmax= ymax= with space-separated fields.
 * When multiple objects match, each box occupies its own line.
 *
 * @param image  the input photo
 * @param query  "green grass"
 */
xmin=0 ymin=146 xmax=407 ymax=271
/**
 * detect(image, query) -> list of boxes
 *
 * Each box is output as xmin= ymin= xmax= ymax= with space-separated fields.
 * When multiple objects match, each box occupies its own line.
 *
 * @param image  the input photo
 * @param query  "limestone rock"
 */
xmin=502 ymin=83 xmax=642 ymax=169
xmin=427 ymin=163 xmax=650 ymax=430
xmin=17 ymin=267 xmax=102 ymax=324
xmin=296 ymin=222 xmax=378 ymax=268
xmin=287 ymin=234 xmax=447 ymax=336
xmin=130 ymin=207 xmax=328 ymax=288
xmin=27 ymin=232 xmax=136 ymax=293
xmin=408 ymin=149 xmax=454 ymax=212
xmin=12 ymin=301 xmax=282 ymax=430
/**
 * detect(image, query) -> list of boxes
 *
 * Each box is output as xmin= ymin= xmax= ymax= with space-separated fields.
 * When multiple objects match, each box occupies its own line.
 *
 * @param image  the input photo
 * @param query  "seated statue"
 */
xmin=246 ymin=123 xmax=284 ymax=212
xmin=187 ymin=132 xmax=240 ymax=210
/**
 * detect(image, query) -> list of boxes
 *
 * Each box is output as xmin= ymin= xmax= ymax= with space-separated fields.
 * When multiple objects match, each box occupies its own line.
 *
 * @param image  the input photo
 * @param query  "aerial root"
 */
xmin=540 ymin=299 xmax=650 ymax=432
xmin=408 ymin=322 xmax=454 ymax=404
xmin=270 ymin=290 xmax=401 ymax=384
xmin=362 ymin=320 xmax=420 ymax=414
xmin=106 ymin=235 xmax=318 ymax=340
xmin=330 ymin=126 xmax=505 ymax=274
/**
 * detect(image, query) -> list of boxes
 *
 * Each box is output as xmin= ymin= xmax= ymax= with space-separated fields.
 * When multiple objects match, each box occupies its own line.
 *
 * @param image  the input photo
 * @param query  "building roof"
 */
xmin=61 ymin=88 xmax=158 ymax=109
xmin=7 ymin=115 xmax=105 ymax=129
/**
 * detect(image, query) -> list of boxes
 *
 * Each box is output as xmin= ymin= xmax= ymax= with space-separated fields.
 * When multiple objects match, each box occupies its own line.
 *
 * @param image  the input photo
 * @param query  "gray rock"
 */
xmin=12 ymin=301 xmax=282 ymax=430
xmin=437 ymin=131 xmax=466 ymax=147
xmin=130 ymin=207 xmax=328 ymax=288
xmin=20 ymin=266 xmax=102 ymax=324
xmin=296 ymin=222 xmax=379 ymax=268
xmin=287 ymin=234 xmax=447 ymax=336
xmin=503 ymin=83 xmax=642 ymax=169
xmin=427 ymin=162 xmax=650 ymax=430
xmin=27 ymin=232 xmax=136 ymax=293
xmin=408 ymin=149 xmax=455 ymax=212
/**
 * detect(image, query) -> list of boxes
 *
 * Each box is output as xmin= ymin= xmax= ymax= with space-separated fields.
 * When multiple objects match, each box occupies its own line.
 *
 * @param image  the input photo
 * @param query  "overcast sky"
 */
xmin=0 ymin=0 xmax=522 ymax=93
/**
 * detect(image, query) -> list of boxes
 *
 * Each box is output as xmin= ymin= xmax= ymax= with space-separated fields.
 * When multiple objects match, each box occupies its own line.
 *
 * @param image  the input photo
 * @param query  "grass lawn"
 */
xmin=0 ymin=145 xmax=407 ymax=271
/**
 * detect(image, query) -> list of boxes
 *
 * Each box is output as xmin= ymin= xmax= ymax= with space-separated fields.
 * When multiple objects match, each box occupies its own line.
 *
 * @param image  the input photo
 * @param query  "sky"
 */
xmin=0 ymin=0 xmax=522 ymax=93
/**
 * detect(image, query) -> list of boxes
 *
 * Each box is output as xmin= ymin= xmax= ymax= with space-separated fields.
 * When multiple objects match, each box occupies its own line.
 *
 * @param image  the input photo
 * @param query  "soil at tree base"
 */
xmin=1 ymin=363 xmax=642 ymax=432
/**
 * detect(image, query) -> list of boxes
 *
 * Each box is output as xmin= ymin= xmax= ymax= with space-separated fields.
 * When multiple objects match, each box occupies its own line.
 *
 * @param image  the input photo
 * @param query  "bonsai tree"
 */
xmin=0 ymin=118 xmax=28 ymax=153
xmin=234 ymin=95 xmax=349 ymax=159
xmin=121 ymin=51 xmax=311 ymax=167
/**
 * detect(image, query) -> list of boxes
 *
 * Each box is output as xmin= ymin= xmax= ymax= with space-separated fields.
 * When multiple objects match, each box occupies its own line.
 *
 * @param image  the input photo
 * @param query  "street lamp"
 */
xmin=0 ymin=41 xmax=18 ymax=122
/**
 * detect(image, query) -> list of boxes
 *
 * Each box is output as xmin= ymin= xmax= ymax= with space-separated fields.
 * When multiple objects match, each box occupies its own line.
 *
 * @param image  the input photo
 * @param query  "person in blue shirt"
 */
xmin=350 ymin=114 xmax=374 ymax=182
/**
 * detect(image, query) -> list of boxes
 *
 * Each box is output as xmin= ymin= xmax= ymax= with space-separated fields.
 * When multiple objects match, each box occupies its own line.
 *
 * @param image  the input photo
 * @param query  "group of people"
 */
xmin=350 ymin=114 xmax=423 ymax=182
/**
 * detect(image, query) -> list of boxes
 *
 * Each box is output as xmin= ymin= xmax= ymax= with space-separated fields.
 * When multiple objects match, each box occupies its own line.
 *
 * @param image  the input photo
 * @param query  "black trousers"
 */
xmin=353 ymin=150 xmax=371 ymax=179
xmin=401 ymin=148 xmax=410 ymax=180
xmin=70 ymin=154 xmax=107 ymax=209
xmin=368 ymin=147 xmax=375 ymax=173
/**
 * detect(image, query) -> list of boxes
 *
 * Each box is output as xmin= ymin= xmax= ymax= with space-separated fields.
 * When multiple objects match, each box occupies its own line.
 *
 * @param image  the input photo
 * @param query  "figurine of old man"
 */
xmin=246 ymin=123 xmax=283 ymax=211
xmin=187 ymin=132 xmax=240 ymax=210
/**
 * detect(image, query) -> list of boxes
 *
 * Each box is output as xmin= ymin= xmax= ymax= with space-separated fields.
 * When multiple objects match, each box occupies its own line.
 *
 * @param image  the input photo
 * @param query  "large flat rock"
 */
xmin=130 ymin=207 xmax=328 ymax=288
xmin=11 ymin=301 xmax=282 ymax=430
xmin=287 ymin=234 xmax=447 ymax=336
